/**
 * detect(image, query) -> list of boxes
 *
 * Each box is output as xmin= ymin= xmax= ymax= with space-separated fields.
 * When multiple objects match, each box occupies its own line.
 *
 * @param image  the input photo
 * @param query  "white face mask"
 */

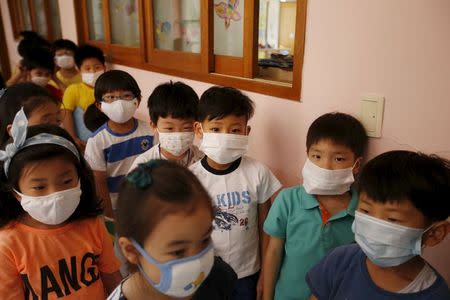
xmin=158 ymin=131 xmax=195 ymax=156
xmin=81 ymin=70 xmax=103 ymax=86
xmin=352 ymin=211 xmax=431 ymax=267
xmin=302 ymin=158 xmax=355 ymax=195
xmin=200 ymin=132 xmax=248 ymax=164
xmin=132 ymin=241 xmax=215 ymax=298
xmin=101 ymin=98 xmax=138 ymax=124
xmin=16 ymin=184 xmax=82 ymax=225
xmin=31 ymin=76 xmax=50 ymax=87
xmin=55 ymin=55 xmax=75 ymax=69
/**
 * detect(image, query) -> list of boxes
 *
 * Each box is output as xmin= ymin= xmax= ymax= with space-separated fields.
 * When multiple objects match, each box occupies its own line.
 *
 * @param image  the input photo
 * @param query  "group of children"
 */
xmin=0 ymin=33 xmax=449 ymax=300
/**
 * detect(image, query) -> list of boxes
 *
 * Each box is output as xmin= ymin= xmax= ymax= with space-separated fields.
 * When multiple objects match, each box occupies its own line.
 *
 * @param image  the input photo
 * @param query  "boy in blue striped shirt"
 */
xmin=84 ymin=70 xmax=154 ymax=217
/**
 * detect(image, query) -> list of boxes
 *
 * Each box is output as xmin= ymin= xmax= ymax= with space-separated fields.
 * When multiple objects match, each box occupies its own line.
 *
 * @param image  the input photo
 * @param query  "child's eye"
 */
xmin=164 ymin=127 xmax=173 ymax=131
xmin=312 ymin=154 xmax=320 ymax=160
xmin=358 ymin=208 xmax=369 ymax=214
xmin=387 ymin=218 xmax=400 ymax=223
xmin=169 ymin=249 xmax=186 ymax=258
xmin=210 ymin=128 xmax=220 ymax=132
xmin=63 ymin=179 xmax=73 ymax=185
xmin=231 ymin=128 xmax=241 ymax=133
xmin=32 ymin=186 xmax=46 ymax=191
xmin=335 ymin=157 xmax=345 ymax=162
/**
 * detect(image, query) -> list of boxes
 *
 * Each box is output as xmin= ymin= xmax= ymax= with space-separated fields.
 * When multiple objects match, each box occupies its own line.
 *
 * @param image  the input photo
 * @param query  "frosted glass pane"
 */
xmin=109 ymin=0 xmax=140 ymax=46
xmin=214 ymin=0 xmax=244 ymax=57
xmin=153 ymin=0 xmax=200 ymax=53
xmin=33 ymin=0 xmax=47 ymax=37
xmin=49 ymin=0 xmax=62 ymax=39
xmin=87 ymin=0 xmax=104 ymax=41
xmin=21 ymin=0 xmax=32 ymax=31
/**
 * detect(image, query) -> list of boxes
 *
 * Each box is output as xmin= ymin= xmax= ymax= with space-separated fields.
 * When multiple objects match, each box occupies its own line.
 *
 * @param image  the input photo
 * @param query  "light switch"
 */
xmin=360 ymin=95 xmax=385 ymax=138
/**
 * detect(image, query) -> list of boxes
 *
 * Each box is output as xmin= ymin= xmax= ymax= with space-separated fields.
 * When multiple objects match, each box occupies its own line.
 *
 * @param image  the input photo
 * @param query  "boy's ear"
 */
xmin=12 ymin=190 xmax=21 ymax=202
xmin=118 ymin=237 xmax=140 ymax=265
xmin=194 ymin=121 xmax=203 ymax=139
xmin=6 ymin=124 xmax=12 ymax=137
xmin=150 ymin=120 xmax=157 ymax=131
xmin=423 ymin=221 xmax=450 ymax=248
xmin=246 ymin=125 xmax=251 ymax=135
xmin=352 ymin=157 xmax=363 ymax=174
xmin=95 ymin=102 xmax=102 ymax=111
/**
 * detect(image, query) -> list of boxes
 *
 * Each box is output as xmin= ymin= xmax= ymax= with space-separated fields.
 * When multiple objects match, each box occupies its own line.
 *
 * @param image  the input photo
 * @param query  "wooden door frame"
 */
xmin=0 ymin=4 xmax=11 ymax=79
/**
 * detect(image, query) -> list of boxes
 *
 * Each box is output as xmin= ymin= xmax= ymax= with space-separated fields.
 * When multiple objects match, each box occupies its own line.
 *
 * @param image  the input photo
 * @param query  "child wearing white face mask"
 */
xmin=51 ymin=39 xmax=81 ymax=88
xmin=189 ymin=86 xmax=282 ymax=300
xmin=263 ymin=112 xmax=368 ymax=300
xmin=129 ymin=81 xmax=203 ymax=172
xmin=21 ymin=47 xmax=64 ymax=101
xmin=0 ymin=113 xmax=122 ymax=299
xmin=307 ymin=150 xmax=450 ymax=300
xmin=109 ymin=159 xmax=237 ymax=300
xmin=84 ymin=70 xmax=154 ymax=218
xmin=62 ymin=44 xmax=106 ymax=146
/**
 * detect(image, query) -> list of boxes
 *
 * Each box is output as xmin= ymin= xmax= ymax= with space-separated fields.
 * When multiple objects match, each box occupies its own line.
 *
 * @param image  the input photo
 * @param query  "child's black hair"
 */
xmin=0 ymin=125 xmax=103 ymax=228
xmin=0 ymin=83 xmax=58 ymax=148
xmin=17 ymin=31 xmax=51 ymax=57
xmin=22 ymin=46 xmax=55 ymax=72
xmin=198 ymin=86 xmax=254 ymax=122
xmin=84 ymin=104 xmax=108 ymax=132
xmin=306 ymin=112 xmax=368 ymax=158
xmin=358 ymin=150 xmax=450 ymax=222
xmin=74 ymin=44 xmax=105 ymax=68
xmin=116 ymin=160 xmax=212 ymax=246
xmin=52 ymin=39 xmax=78 ymax=54
xmin=94 ymin=70 xmax=141 ymax=103
xmin=147 ymin=81 xmax=199 ymax=124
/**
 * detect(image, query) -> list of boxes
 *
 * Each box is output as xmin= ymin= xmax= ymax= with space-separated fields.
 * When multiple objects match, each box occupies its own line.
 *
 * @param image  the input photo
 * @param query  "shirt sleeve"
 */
xmin=263 ymin=189 xmax=289 ymax=238
xmin=62 ymin=84 xmax=79 ymax=111
xmin=96 ymin=217 xmax=121 ymax=274
xmin=84 ymin=137 xmax=107 ymax=171
xmin=305 ymin=246 xmax=350 ymax=299
xmin=0 ymin=246 xmax=25 ymax=299
xmin=256 ymin=161 xmax=282 ymax=204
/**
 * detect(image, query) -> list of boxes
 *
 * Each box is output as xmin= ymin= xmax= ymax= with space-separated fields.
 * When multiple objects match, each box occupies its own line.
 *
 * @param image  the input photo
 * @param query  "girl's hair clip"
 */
xmin=126 ymin=160 xmax=164 ymax=189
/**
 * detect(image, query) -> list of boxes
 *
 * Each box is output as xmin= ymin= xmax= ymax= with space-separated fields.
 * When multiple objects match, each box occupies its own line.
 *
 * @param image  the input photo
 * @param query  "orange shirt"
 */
xmin=0 ymin=217 xmax=121 ymax=300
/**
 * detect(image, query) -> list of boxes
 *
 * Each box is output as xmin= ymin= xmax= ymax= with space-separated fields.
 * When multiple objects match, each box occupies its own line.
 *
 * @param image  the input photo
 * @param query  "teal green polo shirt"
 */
xmin=264 ymin=185 xmax=358 ymax=300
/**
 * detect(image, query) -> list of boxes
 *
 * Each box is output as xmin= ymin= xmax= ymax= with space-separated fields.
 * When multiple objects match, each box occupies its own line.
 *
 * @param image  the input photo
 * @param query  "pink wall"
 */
xmin=1 ymin=0 xmax=449 ymax=282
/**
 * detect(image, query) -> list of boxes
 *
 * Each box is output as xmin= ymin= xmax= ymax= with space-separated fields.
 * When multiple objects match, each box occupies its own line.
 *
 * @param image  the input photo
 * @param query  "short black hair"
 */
xmin=52 ymin=39 xmax=78 ymax=54
xmin=94 ymin=70 xmax=141 ymax=102
xmin=0 ymin=125 xmax=103 ymax=228
xmin=198 ymin=86 xmax=254 ymax=122
xmin=147 ymin=81 xmax=199 ymax=124
xmin=22 ymin=46 xmax=55 ymax=72
xmin=84 ymin=104 xmax=108 ymax=132
xmin=306 ymin=112 xmax=368 ymax=158
xmin=358 ymin=150 xmax=450 ymax=222
xmin=0 ymin=83 xmax=58 ymax=148
xmin=17 ymin=31 xmax=51 ymax=57
xmin=74 ymin=44 xmax=105 ymax=68
xmin=117 ymin=160 xmax=212 ymax=244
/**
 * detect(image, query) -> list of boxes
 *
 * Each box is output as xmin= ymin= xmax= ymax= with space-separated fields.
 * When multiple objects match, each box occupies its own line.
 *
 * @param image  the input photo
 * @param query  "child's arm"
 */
xmin=100 ymin=271 xmax=122 ymax=296
xmin=93 ymin=170 xmax=114 ymax=218
xmin=257 ymin=199 xmax=271 ymax=300
xmin=263 ymin=236 xmax=284 ymax=300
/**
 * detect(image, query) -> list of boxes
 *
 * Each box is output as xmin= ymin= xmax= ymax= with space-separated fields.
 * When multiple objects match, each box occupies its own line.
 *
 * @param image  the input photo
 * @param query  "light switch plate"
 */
xmin=360 ymin=95 xmax=385 ymax=138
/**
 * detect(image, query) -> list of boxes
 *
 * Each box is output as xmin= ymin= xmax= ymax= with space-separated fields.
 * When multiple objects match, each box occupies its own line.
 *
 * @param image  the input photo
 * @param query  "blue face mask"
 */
xmin=131 ymin=240 xmax=214 ymax=298
xmin=352 ymin=211 xmax=432 ymax=267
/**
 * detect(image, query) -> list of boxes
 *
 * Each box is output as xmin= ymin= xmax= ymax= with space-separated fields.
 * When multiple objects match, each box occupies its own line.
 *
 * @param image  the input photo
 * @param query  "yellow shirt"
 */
xmin=56 ymin=70 xmax=82 ymax=87
xmin=62 ymin=82 xmax=94 ymax=112
xmin=49 ymin=71 xmax=82 ymax=89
